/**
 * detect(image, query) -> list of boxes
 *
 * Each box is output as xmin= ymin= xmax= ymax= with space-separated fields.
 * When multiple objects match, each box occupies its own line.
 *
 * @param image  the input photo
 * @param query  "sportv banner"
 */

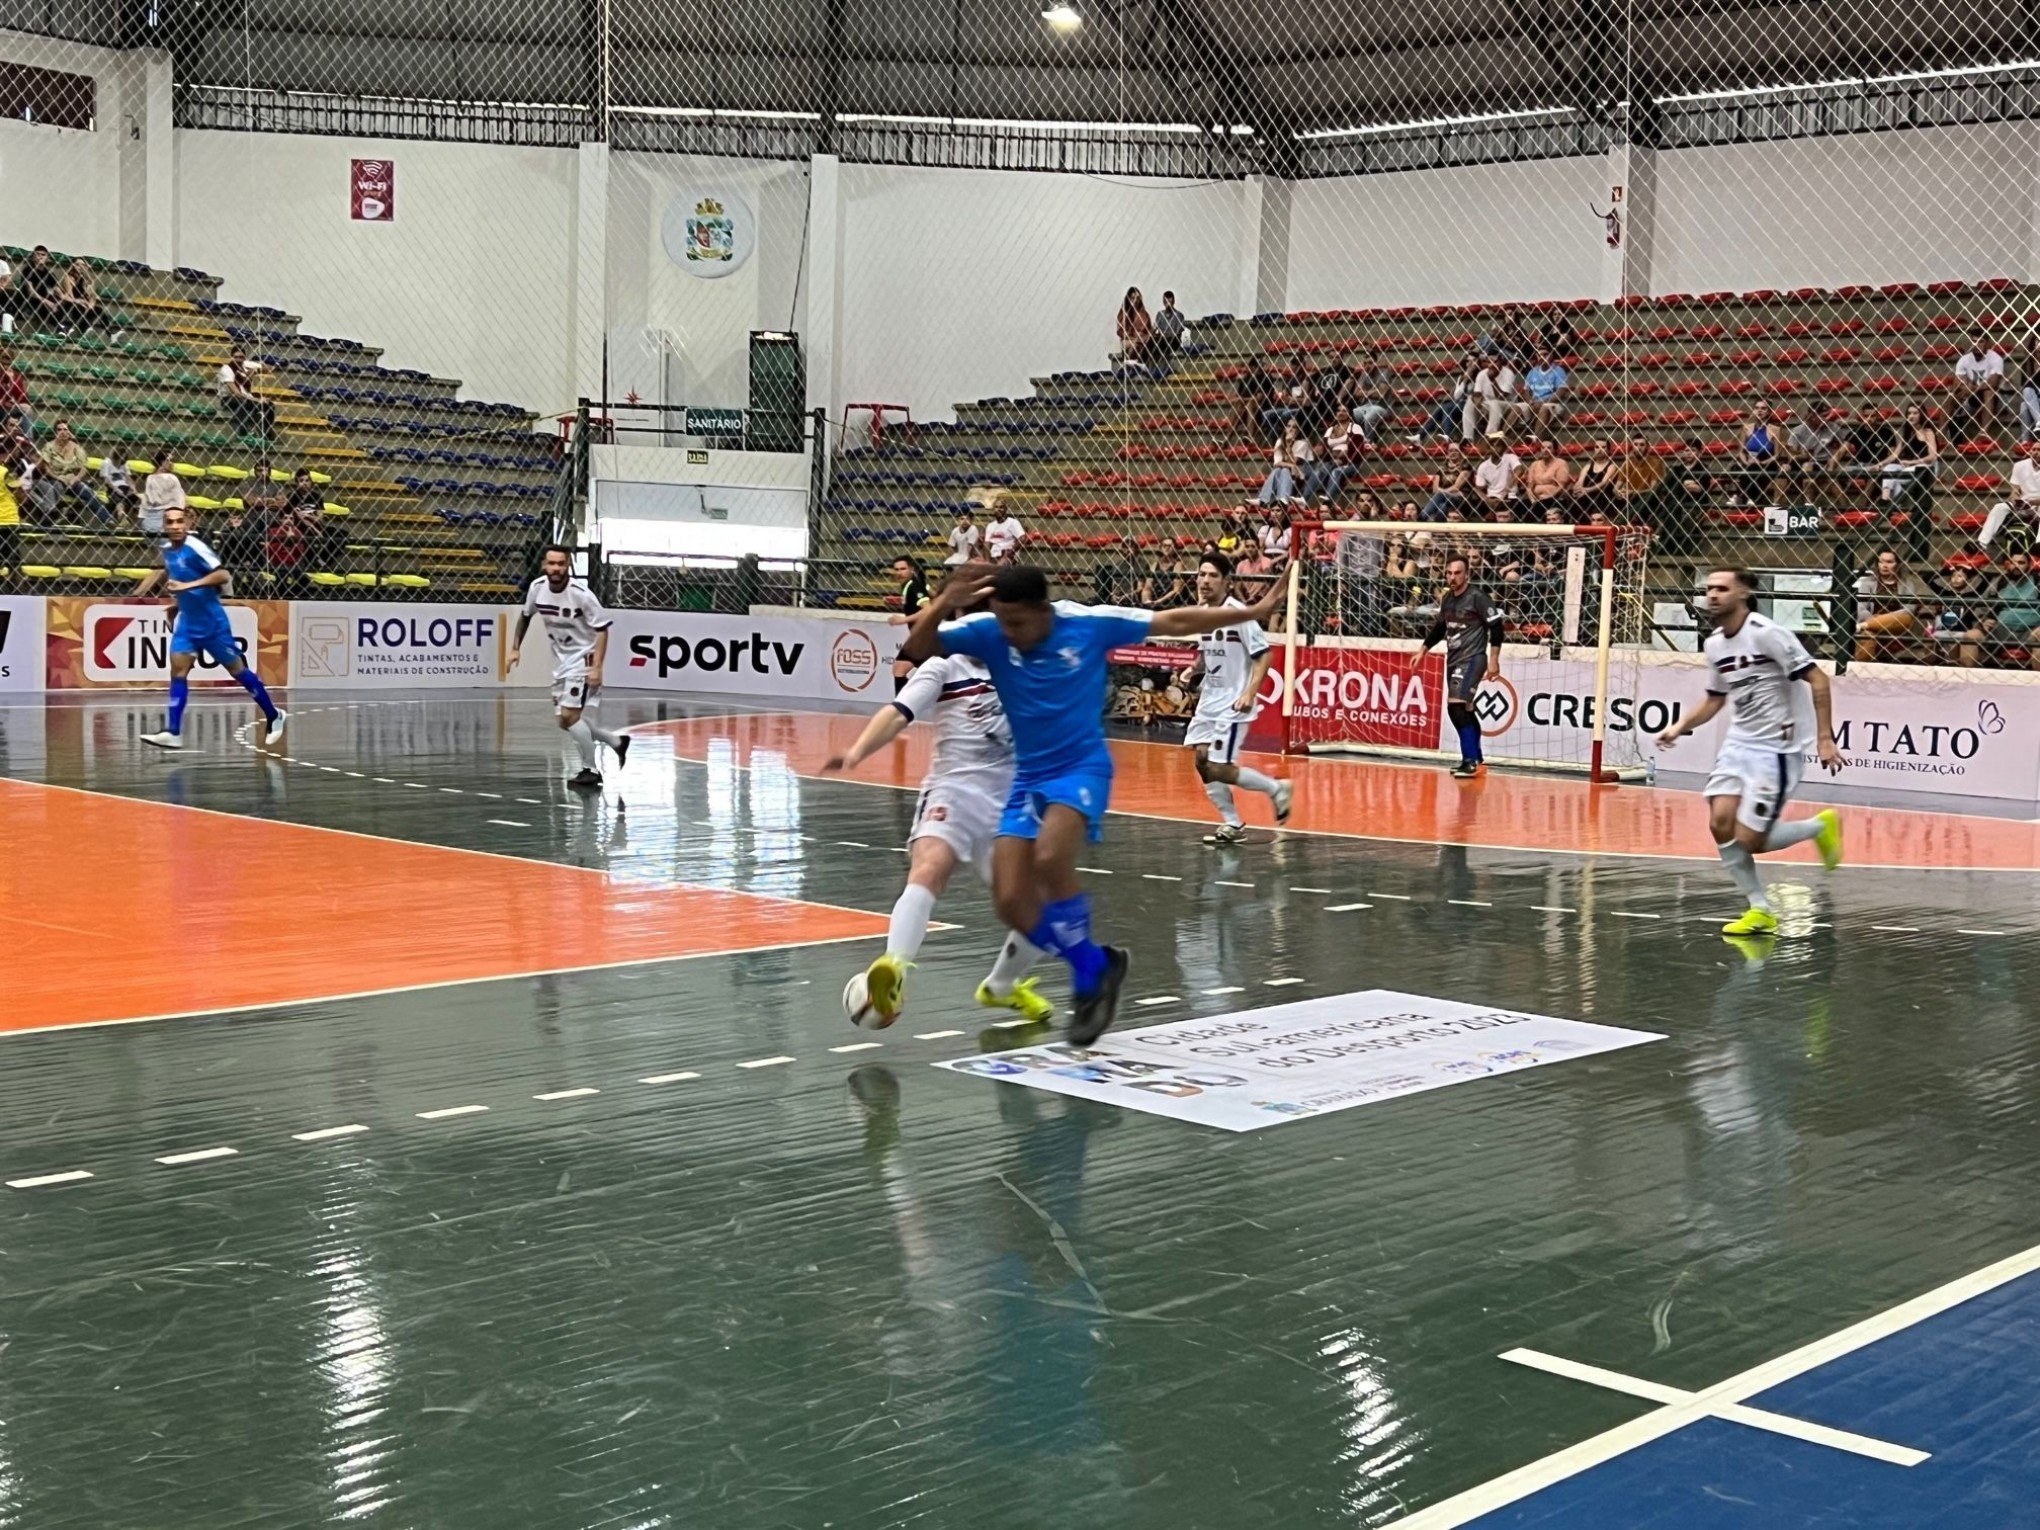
xmin=935 ymin=990 xmax=1664 ymax=1133
xmin=0 ymin=595 xmax=43 ymax=693
xmin=290 ymin=601 xmax=547 ymax=690
xmin=43 ymin=597 xmax=290 ymax=690
xmin=602 ymin=610 xmax=898 ymax=702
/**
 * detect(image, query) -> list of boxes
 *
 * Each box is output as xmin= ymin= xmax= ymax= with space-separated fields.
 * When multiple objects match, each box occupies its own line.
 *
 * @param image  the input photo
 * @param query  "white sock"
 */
xmin=1234 ymin=766 xmax=1277 ymax=796
xmin=1980 ymin=502 xmax=2009 ymax=547
xmin=1764 ymin=818 xmax=1823 ymax=850
xmin=1719 ymin=843 xmax=1770 ymax=911
xmin=887 ymin=883 xmax=936 ymax=961
xmin=1204 ymin=779 xmax=1242 ymax=826
xmin=566 ymin=719 xmax=598 ymax=769
xmin=982 ymin=932 xmax=1045 ymax=996
xmin=587 ymin=720 xmax=624 ymax=750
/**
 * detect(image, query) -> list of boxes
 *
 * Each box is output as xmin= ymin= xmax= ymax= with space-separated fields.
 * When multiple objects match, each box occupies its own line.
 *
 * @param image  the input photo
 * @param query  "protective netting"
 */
xmin=1283 ymin=522 xmax=1654 ymax=778
xmin=5 ymin=3 xmax=2040 ymax=679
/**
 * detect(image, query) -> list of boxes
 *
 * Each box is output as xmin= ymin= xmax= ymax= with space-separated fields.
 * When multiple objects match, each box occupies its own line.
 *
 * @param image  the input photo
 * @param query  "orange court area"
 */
xmin=639 ymin=711 xmax=2040 ymax=873
xmin=2 ymin=779 xmax=887 ymax=1035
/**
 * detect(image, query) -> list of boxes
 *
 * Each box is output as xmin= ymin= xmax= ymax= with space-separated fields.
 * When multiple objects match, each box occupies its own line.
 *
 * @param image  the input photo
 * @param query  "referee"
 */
xmin=1415 ymin=555 xmax=1506 ymax=778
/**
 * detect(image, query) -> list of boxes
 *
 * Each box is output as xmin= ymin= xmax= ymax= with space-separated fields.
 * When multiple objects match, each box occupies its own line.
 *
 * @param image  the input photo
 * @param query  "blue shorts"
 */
xmin=997 ymin=770 xmax=1112 ymax=844
xmin=172 ymin=618 xmax=243 ymax=669
xmin=1447 ymin=652 xmax=1488 ymax=703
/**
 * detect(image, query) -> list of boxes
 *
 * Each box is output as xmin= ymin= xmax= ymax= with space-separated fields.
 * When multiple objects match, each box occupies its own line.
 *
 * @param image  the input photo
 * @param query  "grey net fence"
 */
xmin=5 ymin=0 xmax=2039 ymax=671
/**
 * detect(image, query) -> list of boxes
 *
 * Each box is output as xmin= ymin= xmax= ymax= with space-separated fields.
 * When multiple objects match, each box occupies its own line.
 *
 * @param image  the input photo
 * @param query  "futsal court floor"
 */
xmin=4 ymin=685 xmax=2038 ymax=1528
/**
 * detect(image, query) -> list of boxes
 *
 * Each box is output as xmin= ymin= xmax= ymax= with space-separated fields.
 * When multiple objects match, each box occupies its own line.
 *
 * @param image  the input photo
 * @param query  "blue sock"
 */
xmin=1456 ymin=718 xmax=1481 ymax=764
xmin=237 ymin=668 xmax=279 ymax=721
xmin=1031 ymin=894 xmax=1107 ymax=997
xmin=168 ymin=676 xmax=189 ymax=735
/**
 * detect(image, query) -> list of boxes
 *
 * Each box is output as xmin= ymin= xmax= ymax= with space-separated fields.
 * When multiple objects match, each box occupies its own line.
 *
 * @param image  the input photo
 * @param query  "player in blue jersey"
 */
xmin=900 ymin=563 xmax=1288 ymax=1044
xmin=136 ymin=505 xmax=286 ymax=750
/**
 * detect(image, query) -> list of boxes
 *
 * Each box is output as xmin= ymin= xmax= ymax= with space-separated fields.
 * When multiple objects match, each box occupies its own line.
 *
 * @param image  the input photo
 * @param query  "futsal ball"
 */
xmin=843 ymin=973 xmax=897 ymax=1031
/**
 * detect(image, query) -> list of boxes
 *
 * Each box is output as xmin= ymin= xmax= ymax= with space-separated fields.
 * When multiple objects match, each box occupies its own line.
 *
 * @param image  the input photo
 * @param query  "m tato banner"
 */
xmin=350 ymin=159 xmax=394 ymax=222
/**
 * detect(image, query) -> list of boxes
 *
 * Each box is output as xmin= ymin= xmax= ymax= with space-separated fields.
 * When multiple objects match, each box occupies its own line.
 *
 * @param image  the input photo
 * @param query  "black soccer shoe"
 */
xmin=1068 ymin=945 xmax=1130 ymax=1047
xmin=569 ymin=768 xmax=604 ymax=790
xmin=613 ymin=733 xmax=632 ymax=769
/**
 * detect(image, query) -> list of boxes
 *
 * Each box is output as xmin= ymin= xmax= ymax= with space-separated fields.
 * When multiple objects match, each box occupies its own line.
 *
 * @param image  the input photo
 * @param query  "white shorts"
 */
xmin=911 ymin=772 xmax=1005 ymax=880
xmin=552 ymin=675 xmax=598 ymax=713
xmin=1185 ymin=709 xmax=1256 ymax=765
xmin=1705 ymin=739 xmax=1804 ymax=835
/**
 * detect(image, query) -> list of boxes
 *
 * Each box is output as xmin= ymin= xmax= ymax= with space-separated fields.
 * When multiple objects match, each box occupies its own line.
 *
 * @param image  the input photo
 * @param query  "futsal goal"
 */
xmin=1277 ymin=521 xmax=1655 ymax=781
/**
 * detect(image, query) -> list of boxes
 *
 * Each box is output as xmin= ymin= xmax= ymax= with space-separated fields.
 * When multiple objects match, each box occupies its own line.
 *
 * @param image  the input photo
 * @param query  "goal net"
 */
xmin=1280 ymin=521 xmax=1655 ymax=781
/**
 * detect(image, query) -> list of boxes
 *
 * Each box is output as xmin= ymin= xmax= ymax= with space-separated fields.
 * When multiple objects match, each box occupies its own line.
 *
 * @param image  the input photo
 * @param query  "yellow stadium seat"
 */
xmin=344 ymin=572 xmax=379 ymax=587
xmin=86 ymin=456 xmax=106 ymax=471
xmin=63 ymin=566 xmax=113 ymax=579
xmin=207 ymin=464 xmax=250 ymax=481
xmin=384 ymin=573 xmax=430 ymax=589
xmin=172 ymin=462 xmax=205 ymax=478
xmin=221 ymin=497 xmax=245 ymax=511
xmin=266 ymin=467 xmax=332 ymax=484
xmin=185 ymin=494 xmax=222 ymax=510
xmin=126 ymin=459 xmax=154 ymax=475
xmin=323 ymin=501 xmax=351 ymax=516
xmin=115 ymin=566 xmax=154 ymax=580
xmin=307 ymin=571 xmax=347 ymax=588
xmin=23 ymin=565 xmax=62 ymax=580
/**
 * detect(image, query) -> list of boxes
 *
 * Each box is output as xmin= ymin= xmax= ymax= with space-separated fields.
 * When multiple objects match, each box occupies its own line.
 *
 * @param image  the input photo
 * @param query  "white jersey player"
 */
xmin=508 ymin=544 xmax=630 ymax=790
xmin=824 ymin=652 xmax=1053 ymax=1029
xmin=1183 ymin=552 xmax=1292 ymax=846
xmin=1658 ymin=566 xmax=1846 ymax=940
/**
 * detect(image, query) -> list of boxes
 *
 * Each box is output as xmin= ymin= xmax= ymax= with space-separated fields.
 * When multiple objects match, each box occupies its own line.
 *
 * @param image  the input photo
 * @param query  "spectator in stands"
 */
xmin=1839 ymin=401 xmax=1897 ymax=484
xmin=1630 ymin=439 xmax=1708 ymax=564
xmin=944 ymin=506 xmax=980 ymax=566
xmin=1880 ymin=401 xmax=1941 ymax=506
xmin=1235 ymin=358 xmax=1279 ymax=445
xmin=1096 ymin=537 xmax=1155 ymax=606
xmin=217 ymin=348 xmax=276 ymax=442
xmin=1516 ymin=348 xmax=1570 ymax=435
xmin=1258 ymin=502 xmax=1290 ymax=562
xmin=213 ymin=497 xmax=266 ymax=582
xmin=1216 ymin=508 xmax=1249 ymax=558
xmin=1319 ymin=413 xmax=1358 ymax=503
xmin=1573 ymin=439 xmax=1620 ymax=513
xmin=0 ymin=454 xmax=19 ymax=581
xmin=1853 ymin=546 xmax=1930 ymax=662
xmin=1474 ymin=435 xmax=1522 ymax=510
xmin=1153 ymin=292 xmax=1188 ymax=355
xmin=0 ymin=270 xmax=20 ymax=336
xmin=0 ymin=347 xmax=30 ymax=436
xmin=285 ymin=466 xmax=338 ymax=569
xmin=18 ymin=247 xmax=62 ymax=330
xmin=1410 ymin=360 xmax=1474 ymax=444
xmin=142 ymin=447 xmax=187 ymax=538
xmin=1520 ymin=439 xmax=1573 ymax=505
xmin=1258 ymin=420 xmax=1307 ymax=506
xmin=100 ymin=453 xmax=141 ymax=522
xmin=1463 ymin=357 xmax=1517 ymax=441
xmin=1981 ymin=437 xmax=2040 ymax=549
xmin=1950 ymin=330 xmax=2007 ymax=438
xmin=1420 ymin=446 xmax=1476 ymax=522
xmin=1346 ymin=363 xmax=1392 ymax=444
xmin=2017 ymin=339 xmax=2040 ymax=443
xmin=1116 ymin=289 xmax=1162 ymax=373
xmin=1482 ymin=305 xmax=1534 ymax=366
xmin=1740 ymin=401 xmax=1784 ymax=504
xmin=982 ymin=493 xmax=1027 ymax=563
xmin=1539 ymin=308 xmax=1579 ymax=359
xmin=54 ymin=259 xmax=118 ymax=339
xmin=1929 ymin=565 xmax=1986 ymax=667
xmin=1260 ymin=363 xmax=1305 ymax=440
xmin=1985 ymin=549 xmax=2040 ymax=665
xmin=264 ymin=480 xmax=312 ymax=597
xmin=33 ymin=421 xmax=109 ymax=523
xmin=1784 ymin=403 xmax=1849 ymax=501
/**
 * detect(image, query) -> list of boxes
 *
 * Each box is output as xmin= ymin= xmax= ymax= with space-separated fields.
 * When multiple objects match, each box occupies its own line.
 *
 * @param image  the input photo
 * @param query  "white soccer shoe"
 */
xmin=264 ymin=710 xmax=289 ymax=747
xmin=140 ymin=731 xmax=183 ymax=750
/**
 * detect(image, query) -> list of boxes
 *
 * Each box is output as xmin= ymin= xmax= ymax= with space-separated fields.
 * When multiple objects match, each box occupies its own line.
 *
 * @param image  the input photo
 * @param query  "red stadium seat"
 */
xmin=1921 ymin=343 xmax=1960 ymax=361
xmin=1680 ymin=351 xmax=1718 ymax=367
xmin=1927 ymin=280 xmax=1968 ymax=295
xmin=1742 ymin=289 xmax=1780 ymax=303
xmin=1822 ymin=346 xmax=1862 ymax=363
xmin=1706 ymin=409 xmax=1743 ymax=425
xmin=1880 ymin=282 xmax=1922 ymax=297
xmin=1670 ymin=380 xmax=1708 ymax=396
xmin=1954 ymin=474 xmax=2001 ymax=492
xmin=1874 ymin=318 xmax=1911 ymax=334
xmin=1698 ymin=291 xmax=1736 ymax=305
xmin=1716 ymin=379 xmax=1756 ymax=395
xmin=1833 ymin=284 xmax=1873 ymax=300
xmin=1957 ymin=438 xmax=2003 ymax=457
xmin=1832 ymin=511 xmax=1881 ymax=528
xmin=1689 ymin=324 xmax=1728 ymax=340
xmin=1737 ymin=323 xmax=1772 ymax=339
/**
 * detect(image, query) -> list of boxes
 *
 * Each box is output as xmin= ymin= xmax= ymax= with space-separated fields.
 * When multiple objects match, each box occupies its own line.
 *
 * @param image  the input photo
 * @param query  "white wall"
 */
xmin=837 ymin=163 xmax=1245 ymax=420
xmin=0 ymin=29 xmax=128 ymax=260
xmin=1286 ymin=155 xmax=1609 ymax=311
xmin=174 ymin=131 xmax=581 ymax=409
xmin=1651 ymin=122 xmax=2040 ymax=294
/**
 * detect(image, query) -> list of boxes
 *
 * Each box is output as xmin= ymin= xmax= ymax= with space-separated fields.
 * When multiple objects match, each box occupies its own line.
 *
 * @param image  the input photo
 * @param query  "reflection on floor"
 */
xmin=0 ymin=687 xmax=2034 ymax=1529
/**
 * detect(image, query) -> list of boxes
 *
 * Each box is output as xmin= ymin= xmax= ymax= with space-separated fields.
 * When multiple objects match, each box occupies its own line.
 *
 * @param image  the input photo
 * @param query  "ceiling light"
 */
xmin=1042 ymin=3 xmax=1083 ymax=32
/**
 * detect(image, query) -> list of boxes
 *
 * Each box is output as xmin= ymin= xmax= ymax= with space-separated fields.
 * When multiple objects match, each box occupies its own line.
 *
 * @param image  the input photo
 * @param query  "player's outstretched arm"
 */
xmin=898 ymin=565 xmax=995 ymax=664
xmin=1149 ymin=568 xmax=1288 ymax=638
xmin=1656 ymin=692 xmax=1725 ymax=750
xmin=823 ymin=704 xmax=911 ymax=773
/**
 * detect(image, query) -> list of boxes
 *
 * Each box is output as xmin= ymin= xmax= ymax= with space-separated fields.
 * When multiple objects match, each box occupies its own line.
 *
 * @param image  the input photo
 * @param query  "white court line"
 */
xmin=475 ymin=791 xmax=502 ymax=799
xmin=1135 ymin=996 xmax=1180 ymax=1006
xmin=1532 ymin=904 xmax=1577 ymax=913
xmin=1871 ymin=924 xmax=1922 ymax=933
xmin=534 ymin=1087 xmax=599 ymax=1101
xmin=1291 ymin=885 xmax=1331 ymax=894
xmin=1142 ymin=873 xmax=1183 ymax=882
xmin=371 ymin=777 xmax=396 ymax=784
xmin=638 ymin=1071 xmax=701 ymax=1085
xmin=1370 ymin=891 xmax=1413 ymax=900
xmin=515 ymin=798 xmax=543 ymax=805
xmin=416 ymin=1105 xmax=489 ymax=1120
xmin=1325 ymin=902 xmax=1372 ymax=912
xmin=835 ymin=841 xmax=870 ymax=849
xmin=485 ymin=819 xmax=529 ymax=828
xmin=156 ymin=1146 xmax=238 ymax=1165
xmin=1215 ymin=880 xmax=1255 ymax=889
xmin=437 ymin=786 xmax=464 ymax=794
xmin=1502 ymin=1349 xmax=1927 ymax=1467
xmin=342 ymin=771 xmax=365 ymax=778
xmin=1447 ymin=899 xmax=1493 ymax=908
xmin=1610 ymin=910 xmax=1661 ymax=920
xmin=403 ymin=782 xmax=429 ymax=790
xmin=1078 ymin=867 xmax=1115 ymax=875
xmin=736 ymin=1056 xmax=794 ymax=1070
xmin=1388 ymin=1237 xmax=2040 ymax=1527
xmin=1202 ymin=985 xmax=1246 ymax=995
xmin=291 ymin=1124 xmax=368 ymax=1142
xmin=915 ymin=1030 xmax=965 ymax=1040
xmin=6 ymin=1170 xmax=92 ymax=1189
xmin=1265 ymin=977 xmax=1305 ymax=986
xmin=1958 ymin=929 xmax=2008 ymax=937
xmin=830 ymin=1042 xmax=884 ymax=1053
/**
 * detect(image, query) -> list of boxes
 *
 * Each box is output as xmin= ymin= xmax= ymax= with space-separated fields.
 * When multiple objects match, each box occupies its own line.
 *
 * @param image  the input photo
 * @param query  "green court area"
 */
xmin=2 ymin=692 xmax=2036 ymax=1527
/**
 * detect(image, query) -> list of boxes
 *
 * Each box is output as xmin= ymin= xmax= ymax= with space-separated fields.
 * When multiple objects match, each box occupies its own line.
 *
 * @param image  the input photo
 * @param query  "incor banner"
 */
xmin=43 ymin=598 xmax=290 ymax=690
xmin=935 ymin=990 xmax=1663 ymax=1133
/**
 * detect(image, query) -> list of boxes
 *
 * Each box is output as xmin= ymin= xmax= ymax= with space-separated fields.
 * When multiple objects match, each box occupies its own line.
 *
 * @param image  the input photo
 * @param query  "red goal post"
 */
xmin=1276 ymin=519 xmax=1654 ymax=781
